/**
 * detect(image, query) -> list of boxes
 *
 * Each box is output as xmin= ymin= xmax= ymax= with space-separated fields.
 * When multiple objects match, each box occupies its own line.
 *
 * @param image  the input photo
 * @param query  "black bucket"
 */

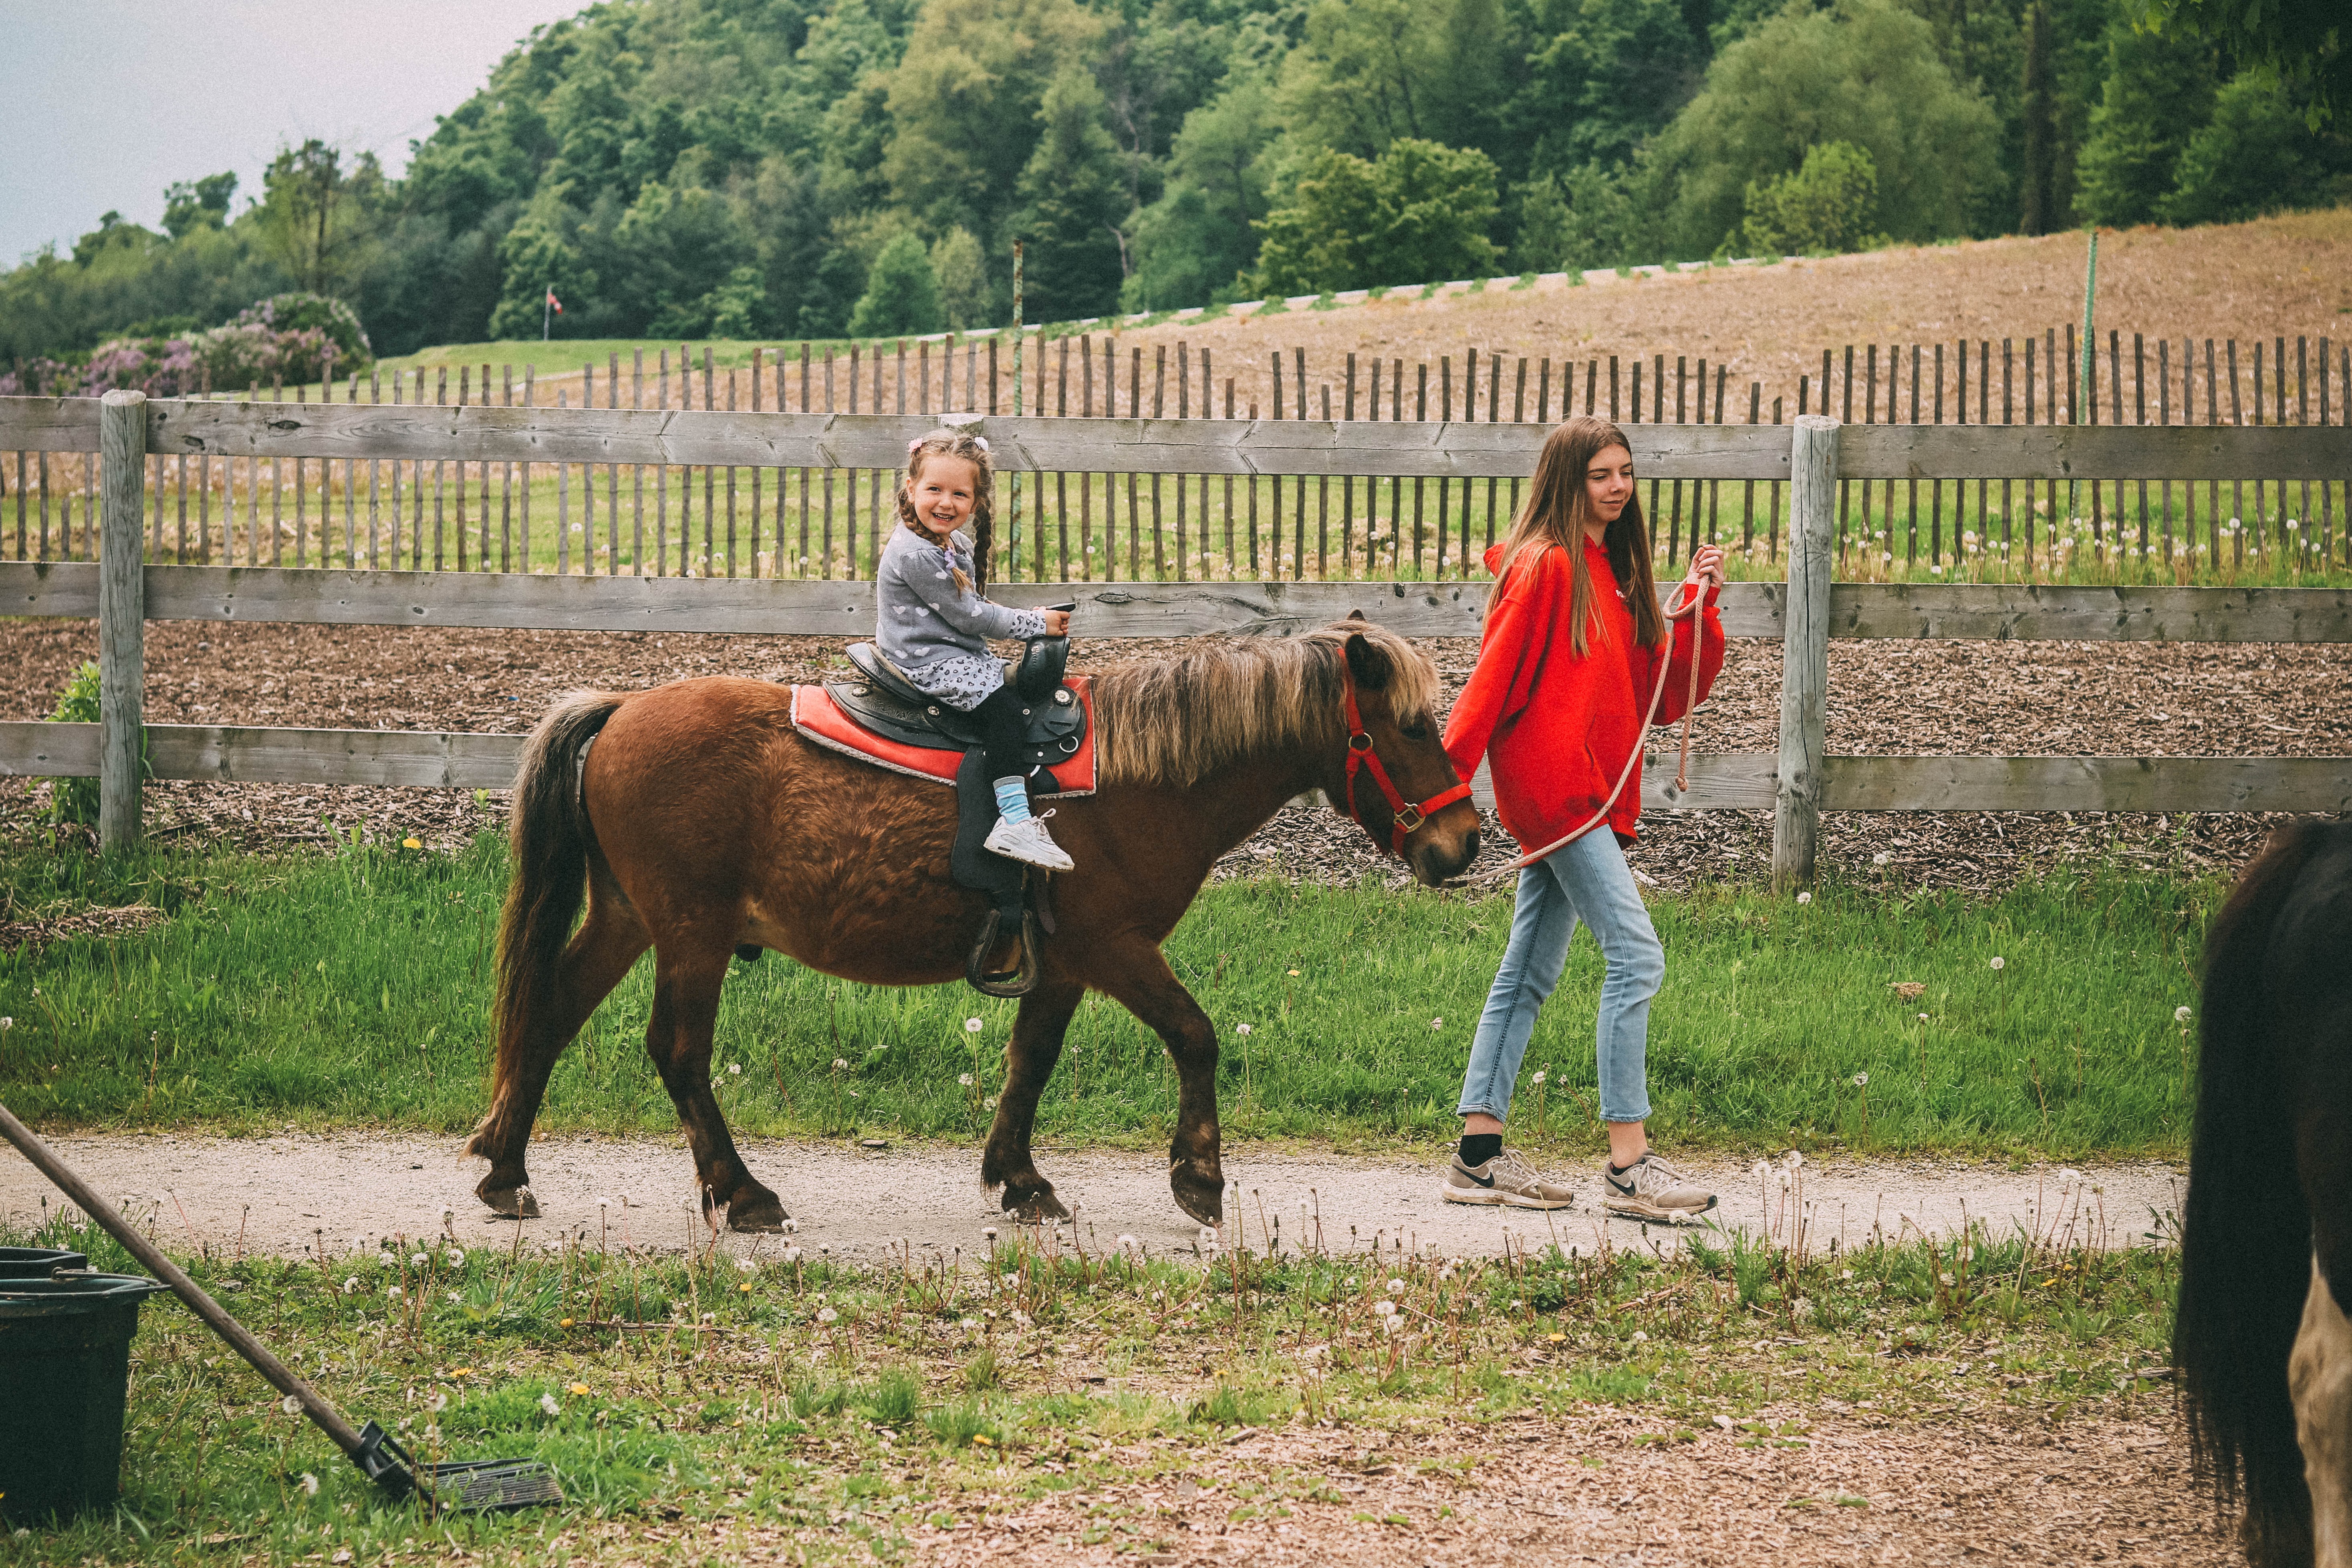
xmin=0 ymin=1274 xmax=171 ymax=1521
xmin=0 ymin=1247 xmax=90 ymax=1280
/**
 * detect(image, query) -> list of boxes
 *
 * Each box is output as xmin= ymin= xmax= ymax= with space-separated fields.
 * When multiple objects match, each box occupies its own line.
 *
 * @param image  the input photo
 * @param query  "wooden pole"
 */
xmin=1774 ymin=414 xmax=1837 ymax=892
xmin=98 ymin=389 xmax=147 ymax=851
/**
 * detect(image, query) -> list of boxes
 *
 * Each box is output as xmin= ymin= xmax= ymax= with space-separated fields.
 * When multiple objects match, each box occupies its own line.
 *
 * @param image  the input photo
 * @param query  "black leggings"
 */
xmin=967 ymin=685 xmax=1029 ymax=783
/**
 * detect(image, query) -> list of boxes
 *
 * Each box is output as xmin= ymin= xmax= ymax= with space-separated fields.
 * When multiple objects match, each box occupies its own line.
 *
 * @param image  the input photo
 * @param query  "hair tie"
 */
xmin=971 ymin=436 xmax=989 ymax=453
xmin=907 ymin=437 xmax=924 ymax=455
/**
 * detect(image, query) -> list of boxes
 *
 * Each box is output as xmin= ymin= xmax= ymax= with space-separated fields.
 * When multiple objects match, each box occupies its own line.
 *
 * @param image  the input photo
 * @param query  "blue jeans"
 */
xmin=1457 ymin=828 xmax=1665 ymax=1126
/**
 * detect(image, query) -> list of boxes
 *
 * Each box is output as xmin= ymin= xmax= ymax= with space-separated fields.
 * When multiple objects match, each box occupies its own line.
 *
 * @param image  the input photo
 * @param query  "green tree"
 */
xmin=1739 ymin=140 xmax=1889 ymax=254
xmin=2128 ymin=0 xmax=2351 ymax=127
xmin=881 ymin=0 xmax=1103 ymax=241
xmin=1516 ymin=0 xmax=1709 ymax=177
xmin=2073 ymin=16 xmax=2219 ymax=225
xmin=1124 ymin=67 xmax=1281 ymax=312
xmin=1649 ymin=0 xmax=2001 ymax=257
xmin=847 ymin=230 xmax=945 ymax=336
xmin=1276 ymin=0 xmax=1514 ymax=166
xmin=162 ymin=173 xmax=238 ymax=240
xmin=1254 ymin=139 xmax=1501 ymax=295
xmin=1012 ymin=67 xmax=1130 ymax=322
xmin=930 ymin=227 xmax=990 ymax=330
xmin=258 ymin=140 xmax=380 ymax=296
xmin=2160 ymin=69 xmax=2352 ymax=224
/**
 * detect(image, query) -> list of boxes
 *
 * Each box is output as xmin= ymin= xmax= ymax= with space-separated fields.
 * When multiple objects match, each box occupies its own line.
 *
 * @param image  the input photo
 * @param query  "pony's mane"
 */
xmin=1092 ymin=621 xmax=1439 ymax=787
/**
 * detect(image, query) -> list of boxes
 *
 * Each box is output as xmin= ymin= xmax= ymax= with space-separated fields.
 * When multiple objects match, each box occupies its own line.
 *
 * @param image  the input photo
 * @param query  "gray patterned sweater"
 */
xmin=874 ymin=524 xmax=1046 ymax=709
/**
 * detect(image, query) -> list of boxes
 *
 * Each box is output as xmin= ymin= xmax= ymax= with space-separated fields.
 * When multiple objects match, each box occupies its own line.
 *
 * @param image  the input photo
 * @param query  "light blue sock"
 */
xmin=992 ymin=776 xmax=1031 ymax=826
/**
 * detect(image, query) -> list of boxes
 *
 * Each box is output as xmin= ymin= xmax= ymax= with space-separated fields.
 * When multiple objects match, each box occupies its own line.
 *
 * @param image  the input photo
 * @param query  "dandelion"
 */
xmin=1872 ymin=851 xmax=1889 ymax=867
xmin=444 ymin=1248 xmax=465 ymax=1266
xmin=410 ymin=1254 xmax=427 ymax=1268
xmin=1380 ymin=1314 xmax=1402 ymax=1334
xmin=282 ymin=1395 xmax=303 ymax=1417
xmin=2175 ymin=1005 xmax=2192 ymax=1023
xmin=1002 ymin=1272 xmax=1020 ymax=1287
xmin=816 ymin=1307 xmax=839 ymax=1324
xmin=1430 ymin=1016 xmax=1444 ymax=1030
xmin=430 ymin=1392 xmax=448 ymax=1413
xmin=402 ymin=836 xmax=422 ymax=850
xmin=1989 ymin=955 xmax=2004 ymax=970
xmin=1796 ymin=891 xmax=1812 ymax=905
xmin=1852 ymin=1072 xmax=1868 ymax=1088
xmin=1234 ymin=1022 xmax=1253 ymax=1036
xmin=539 ymin=1393 xmax=561 ymax=1418
xmin=447 ymin=1290 xmax=462 ymax=1303
xmin=959 ymin=1072 xmax=975 ymax=1087
xmin=735 ymin=1256 xmax=757 ymax=1273
xmin=1919 ymin=1012 xmax=1931 ymax=1022
xmin=1387 ymin=1278 xmax=1406 ymax=1295
xmin=781 ymin=1246 xmax=803 ymax=1264
xmin=1287 ymin=968 xmax=1301 ymax=977
xmin=568 ymin=1382 xmax=590 ymax=1397
xmin=0 ymin=1018 xmax=10 ymax=1031
xmin=1373 ymin=1300 xmax=1396 ymax=1317
xmin=1785 ymin=1149 xmax=1803 ymax=1169
xmin=1630 ymin=1330 xmax=1648 ymax=1344
xmin=385 ymin=1285 xmax=404 ymax=1300
xmin=728 ymin=1063 xmax=742 ymax=1076
xmin=832 ymin=1057 xmax=848 ymax=1072
xmin=965 ymin=1018 xmax=984 ymax=1034
xmin=1531 ymin=1069 xmax=1547 ymax=1085
xmin=984 ymin=1096 xmax=997 ymax=1110
xmin=300 ymin=1472 xmax=319 ymax=1496
xmin=342 ymin=1276 xmax=359 ymax=1294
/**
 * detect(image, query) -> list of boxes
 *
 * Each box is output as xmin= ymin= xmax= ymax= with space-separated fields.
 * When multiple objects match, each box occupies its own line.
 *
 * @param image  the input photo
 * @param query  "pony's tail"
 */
xmin=477 ymin=691 xmax=624 ymax=1145
xmin=2176 ymin=818 xmax=2325 ymax=1568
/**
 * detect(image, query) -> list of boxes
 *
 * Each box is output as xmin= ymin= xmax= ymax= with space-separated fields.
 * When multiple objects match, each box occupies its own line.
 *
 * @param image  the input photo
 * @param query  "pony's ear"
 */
xmin=1343 ymin=630 xmax=1390 ymax=689
xmin=1345 ymin=609 xmax=1368 ymax=622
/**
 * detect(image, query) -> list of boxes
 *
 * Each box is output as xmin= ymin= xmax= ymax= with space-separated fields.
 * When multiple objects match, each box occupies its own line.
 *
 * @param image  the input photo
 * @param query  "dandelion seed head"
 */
xmin=1852 ymin=1072 xmax=1868 ymax=1087
xmin=282 ymin=1396 xmax=303 ymax=1417
xmin=958 ymin=1072 xmax=975 ymax=1086
xmin=1234 ymin=1022 xmax=1253 ymax=1036
xmin=300 ymin=1471 xmax=319 ymax=1495
xmin=539 ymin=1393 xmax=561 ymax=1417
xmin=832 ymin=1057 xmax=848 ymax=1071
xmin=816 ymin=1307 xmax=839 ymax=1324
xmin=1796 ymin=891 xmax=1812 ymax=905
xmin=1989 ymin=955 xmax=2004 ymax=970
xmin=2175 ymin=1005 xmax=2192 ymax=1023
xmin=964 ymin=1017 xmax=984 ymax=1034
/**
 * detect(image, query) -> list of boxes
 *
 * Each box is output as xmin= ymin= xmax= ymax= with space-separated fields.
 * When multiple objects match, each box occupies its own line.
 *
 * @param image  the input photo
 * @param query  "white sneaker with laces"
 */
xmin=984 ymin=816 xmax=1074 ymax=871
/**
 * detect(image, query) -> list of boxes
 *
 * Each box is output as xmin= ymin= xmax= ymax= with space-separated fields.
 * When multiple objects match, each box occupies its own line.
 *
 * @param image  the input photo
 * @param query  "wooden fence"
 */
xmin=2 ymin=393 xmax=2348 ymax=888
xmin=6 ymin=329 xmax=2347 ymax=584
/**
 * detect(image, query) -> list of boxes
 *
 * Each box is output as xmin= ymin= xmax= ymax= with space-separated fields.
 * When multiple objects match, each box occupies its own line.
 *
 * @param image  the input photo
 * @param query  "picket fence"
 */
xmin=0 ymin=393 xmax=2347 ymax=889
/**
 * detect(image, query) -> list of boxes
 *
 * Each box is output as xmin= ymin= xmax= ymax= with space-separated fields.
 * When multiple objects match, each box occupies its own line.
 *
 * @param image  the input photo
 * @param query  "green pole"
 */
xmin=1009 ymin=241 xmax=1023 ymax=582
xmin=2074 ymin=229 xmax=2096 ymax=520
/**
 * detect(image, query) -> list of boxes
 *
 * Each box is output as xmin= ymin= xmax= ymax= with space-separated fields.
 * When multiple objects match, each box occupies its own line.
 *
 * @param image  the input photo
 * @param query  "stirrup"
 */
xmin=965 ymin=907 xmax=1040 ymax=998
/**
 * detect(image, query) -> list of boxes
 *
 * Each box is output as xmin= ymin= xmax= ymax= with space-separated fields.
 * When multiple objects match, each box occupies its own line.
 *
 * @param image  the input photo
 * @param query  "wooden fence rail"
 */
xmin=2 ymin=394 xmax=2345 ymax=877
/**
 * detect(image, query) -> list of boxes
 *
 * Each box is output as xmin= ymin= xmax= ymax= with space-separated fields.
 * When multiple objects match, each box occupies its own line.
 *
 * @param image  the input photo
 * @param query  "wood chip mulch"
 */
xmin=2 ymin=616 xmax=2344 ymax=897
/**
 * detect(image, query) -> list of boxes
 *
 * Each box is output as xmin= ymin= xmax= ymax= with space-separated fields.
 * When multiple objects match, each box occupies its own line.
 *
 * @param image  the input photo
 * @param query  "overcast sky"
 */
xmin=0 ymin=1 xmax=584 ymax=266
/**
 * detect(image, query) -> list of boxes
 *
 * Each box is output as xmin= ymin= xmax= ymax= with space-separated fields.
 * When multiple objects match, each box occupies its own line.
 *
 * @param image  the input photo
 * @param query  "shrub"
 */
xmin=44 ymin=661 xmax=102 ymax=827
xmin=1738 ymin=141 xmax=1888 ymax=257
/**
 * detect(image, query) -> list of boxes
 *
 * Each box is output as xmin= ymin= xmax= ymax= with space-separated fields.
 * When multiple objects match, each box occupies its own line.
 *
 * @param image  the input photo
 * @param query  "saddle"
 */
xmin=817 ymin=634 xmax=1090 ymax=999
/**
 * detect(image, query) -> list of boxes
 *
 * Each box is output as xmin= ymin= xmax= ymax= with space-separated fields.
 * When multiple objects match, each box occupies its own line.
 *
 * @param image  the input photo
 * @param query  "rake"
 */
xmin=0 ymin=1100 xmax=560 ymax=1513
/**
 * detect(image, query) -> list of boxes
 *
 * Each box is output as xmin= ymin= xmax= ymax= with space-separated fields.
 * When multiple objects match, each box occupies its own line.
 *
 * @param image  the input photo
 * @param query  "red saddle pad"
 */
xmin=788 ymin=677 xmax=1097 ymax=798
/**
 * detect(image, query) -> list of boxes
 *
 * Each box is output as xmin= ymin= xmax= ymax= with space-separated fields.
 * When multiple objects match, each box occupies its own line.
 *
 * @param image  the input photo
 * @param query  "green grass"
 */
xmin=0 ymin=1200 xmax=2180 ymax=1563
xmin=0 ymin=834 xmax=2217 ymax=1158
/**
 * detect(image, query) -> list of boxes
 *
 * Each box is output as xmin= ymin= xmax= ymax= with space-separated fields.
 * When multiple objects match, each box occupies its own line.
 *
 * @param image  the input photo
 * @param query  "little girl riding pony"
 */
xmin=875 ymin=431 xmax=1074 ymax=870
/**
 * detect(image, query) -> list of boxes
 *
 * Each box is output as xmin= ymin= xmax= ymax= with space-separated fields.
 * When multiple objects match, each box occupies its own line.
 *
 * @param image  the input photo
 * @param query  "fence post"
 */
xmin=1773 ymin=414 xmax=1836 ymax=891
xmin=98 ymin=390 xmax=149 ymax=850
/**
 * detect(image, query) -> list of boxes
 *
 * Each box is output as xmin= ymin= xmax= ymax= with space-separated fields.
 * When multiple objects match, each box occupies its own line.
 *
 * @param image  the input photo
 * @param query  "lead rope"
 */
xmin=1469 ymin=578 xmax=1709 ymax=881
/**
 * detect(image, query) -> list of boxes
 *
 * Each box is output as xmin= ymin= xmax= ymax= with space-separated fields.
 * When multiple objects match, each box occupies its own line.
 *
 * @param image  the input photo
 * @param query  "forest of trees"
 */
xmin=4 ymin=0 xmax=2348 ymax=372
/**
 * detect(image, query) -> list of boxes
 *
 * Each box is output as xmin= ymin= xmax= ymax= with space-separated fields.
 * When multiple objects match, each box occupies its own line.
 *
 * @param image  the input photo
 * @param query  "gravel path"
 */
xmin=4 ymin=615 xmax=2344 ymax=900
xmin=1 ymin=1131 xmax=2178 ymax=1265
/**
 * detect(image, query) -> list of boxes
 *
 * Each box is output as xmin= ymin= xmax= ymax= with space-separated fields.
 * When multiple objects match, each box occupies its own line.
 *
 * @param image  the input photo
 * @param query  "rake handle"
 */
xmin=0 ymin=1098 xmax=368 ymax=1459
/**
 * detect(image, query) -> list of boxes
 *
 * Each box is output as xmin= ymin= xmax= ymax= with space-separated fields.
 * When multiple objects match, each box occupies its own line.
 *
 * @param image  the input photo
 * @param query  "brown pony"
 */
xmin=466 ymin=619 xmax=1481 ymax=1230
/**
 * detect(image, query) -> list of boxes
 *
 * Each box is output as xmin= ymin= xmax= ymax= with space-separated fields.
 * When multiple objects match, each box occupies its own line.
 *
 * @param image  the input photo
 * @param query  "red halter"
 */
xmin=1339 ymin=663 xmax=1475 ymax=858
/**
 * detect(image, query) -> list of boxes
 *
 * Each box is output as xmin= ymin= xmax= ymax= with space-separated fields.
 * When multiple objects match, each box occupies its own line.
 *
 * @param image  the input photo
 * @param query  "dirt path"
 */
xmin=1 ymin=1131 xmax=2177 ymax=1264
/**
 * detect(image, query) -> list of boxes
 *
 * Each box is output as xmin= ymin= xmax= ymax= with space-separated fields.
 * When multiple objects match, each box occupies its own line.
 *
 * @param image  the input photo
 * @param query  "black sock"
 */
xmin=1459 ymin=1133 xmax=1503 ymax=1167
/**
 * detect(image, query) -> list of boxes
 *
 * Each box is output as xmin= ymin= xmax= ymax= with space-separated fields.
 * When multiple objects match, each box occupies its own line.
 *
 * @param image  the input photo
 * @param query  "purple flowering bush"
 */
xmin=0 ymin=292 xmax=372 ymax=397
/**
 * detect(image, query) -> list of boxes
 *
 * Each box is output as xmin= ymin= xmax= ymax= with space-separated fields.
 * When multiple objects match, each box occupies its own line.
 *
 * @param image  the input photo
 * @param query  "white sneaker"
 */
xmin=983 ymin=816 xmax=1074 ymax=871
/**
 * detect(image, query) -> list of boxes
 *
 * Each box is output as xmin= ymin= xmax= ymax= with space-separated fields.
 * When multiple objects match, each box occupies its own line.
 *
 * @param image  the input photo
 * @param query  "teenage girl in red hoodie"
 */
xmin=1439 ymin=416 xmax=1725 ymax=1222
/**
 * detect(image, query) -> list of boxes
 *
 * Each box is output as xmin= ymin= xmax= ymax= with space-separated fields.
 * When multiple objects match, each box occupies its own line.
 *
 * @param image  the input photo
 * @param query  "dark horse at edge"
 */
xmin=464 ymin=619 xmax=1481 ymax=1233
xmin=2177 ymin=817 xmax=2352 ymax=1568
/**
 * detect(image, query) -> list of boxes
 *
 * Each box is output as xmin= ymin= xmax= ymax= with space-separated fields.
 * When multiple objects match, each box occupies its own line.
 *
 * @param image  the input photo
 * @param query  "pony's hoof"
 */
xmin=479 ymin=1182 xmax=539 ymax=1219
xmin=1003 ymin=1187 xmax=1070 ymax=1224
xmin=1169 ymin=1162 xmax=1224 ymax=1226
xmin=727 ymin=1189 xmax=789 ymax=1233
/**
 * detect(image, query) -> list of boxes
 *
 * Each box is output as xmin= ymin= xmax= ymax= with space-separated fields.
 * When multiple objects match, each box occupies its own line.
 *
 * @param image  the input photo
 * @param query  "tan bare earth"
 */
xmin=1104 ymin=209 xmax=2352 ymax=423
xmin=0 ymin=1130 xmax=2177 ymax=1265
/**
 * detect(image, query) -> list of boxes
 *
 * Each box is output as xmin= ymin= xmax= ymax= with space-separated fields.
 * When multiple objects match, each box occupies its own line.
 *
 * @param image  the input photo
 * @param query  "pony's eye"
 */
xmin=1401 ymin=722 xmax=1429 ymax=742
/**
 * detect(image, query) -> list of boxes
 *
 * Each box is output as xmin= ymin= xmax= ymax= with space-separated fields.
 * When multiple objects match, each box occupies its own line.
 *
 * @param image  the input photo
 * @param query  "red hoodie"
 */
xmin=1443 ymin=538 xmax=1724 ymax=849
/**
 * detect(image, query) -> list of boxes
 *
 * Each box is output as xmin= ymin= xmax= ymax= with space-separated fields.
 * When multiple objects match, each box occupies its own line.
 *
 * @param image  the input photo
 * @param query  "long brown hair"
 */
xmin=1491 ymin=415 xmax=1662 ymax=655
xmin=896 ymin=430 xmax=997 ymax=591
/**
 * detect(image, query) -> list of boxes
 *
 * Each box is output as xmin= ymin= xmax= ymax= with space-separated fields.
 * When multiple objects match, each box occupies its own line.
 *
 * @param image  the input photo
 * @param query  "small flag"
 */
xmin=546 ymin=288 xmax=563 ymax=314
